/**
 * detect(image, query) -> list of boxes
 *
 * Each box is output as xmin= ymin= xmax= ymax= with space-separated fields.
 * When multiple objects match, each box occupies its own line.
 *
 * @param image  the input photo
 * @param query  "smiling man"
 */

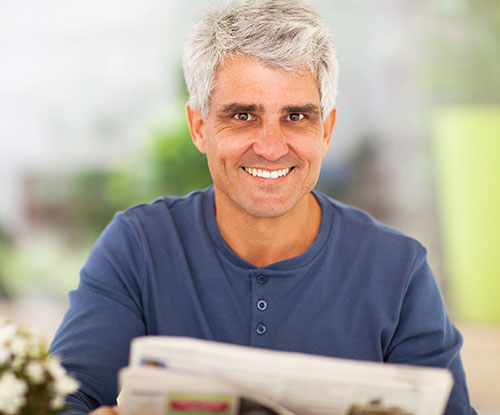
xmin=187 ymin=54 xmax=335 ymax=267
xmin=50 ymin=1 xmax=475 ymax=414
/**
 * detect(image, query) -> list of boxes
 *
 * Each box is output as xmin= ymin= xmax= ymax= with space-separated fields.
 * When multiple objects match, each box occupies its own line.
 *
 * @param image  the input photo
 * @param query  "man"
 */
xmin=50 ymin=1 xmax=476 ymax=414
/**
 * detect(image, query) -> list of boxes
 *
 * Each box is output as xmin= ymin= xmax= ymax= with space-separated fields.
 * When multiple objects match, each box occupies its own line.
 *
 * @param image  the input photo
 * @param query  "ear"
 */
xmin=186 ymin=103 xmax=207 ymax=154
xmin=321 ymin=107 xmax=337 ymax=156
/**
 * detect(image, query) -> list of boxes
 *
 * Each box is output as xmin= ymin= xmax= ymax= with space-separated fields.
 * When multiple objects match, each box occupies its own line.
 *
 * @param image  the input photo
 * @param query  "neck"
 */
xmin=215 ymin=192 xmax=322 ymax=268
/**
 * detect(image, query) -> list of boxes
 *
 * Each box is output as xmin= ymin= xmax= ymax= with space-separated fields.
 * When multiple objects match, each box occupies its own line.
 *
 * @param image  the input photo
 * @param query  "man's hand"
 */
xmin=89 ymin=406 xmax=120 ymax=415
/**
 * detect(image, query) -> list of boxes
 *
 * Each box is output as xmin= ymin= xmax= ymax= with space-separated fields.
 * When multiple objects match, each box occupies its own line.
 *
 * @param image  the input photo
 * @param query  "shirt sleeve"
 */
xmin=385 ymin=248 xmax=476 ymax=415
xmin=50 ymin=212 xmax=147 ymax=413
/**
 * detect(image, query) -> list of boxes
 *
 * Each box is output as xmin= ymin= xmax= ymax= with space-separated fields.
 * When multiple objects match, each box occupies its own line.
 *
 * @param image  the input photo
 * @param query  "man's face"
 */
xmin=187 ymin=55 xmax=336 ymax=220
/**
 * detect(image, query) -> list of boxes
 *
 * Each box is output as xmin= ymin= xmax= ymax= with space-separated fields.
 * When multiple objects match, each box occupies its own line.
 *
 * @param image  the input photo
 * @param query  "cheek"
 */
xmin=290 ymin=135 xmax=327 ymax=160
xmin=209 ymin=132 xmax=253 ymax=161
xmin=205 ymin=139 xmax=241 ymax=178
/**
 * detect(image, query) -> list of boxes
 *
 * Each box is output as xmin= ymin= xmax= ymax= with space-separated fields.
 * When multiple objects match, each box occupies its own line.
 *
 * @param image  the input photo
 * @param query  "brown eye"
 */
xmin=288 ymin=113 xmax=304 ymax=122
xmin=234 ymin=113 xmax=253 ymax=121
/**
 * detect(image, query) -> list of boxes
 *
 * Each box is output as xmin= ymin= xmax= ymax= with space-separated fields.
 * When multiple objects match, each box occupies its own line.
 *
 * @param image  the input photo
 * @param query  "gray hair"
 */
xmin=183 ymin=0 xmax=339 ymax=120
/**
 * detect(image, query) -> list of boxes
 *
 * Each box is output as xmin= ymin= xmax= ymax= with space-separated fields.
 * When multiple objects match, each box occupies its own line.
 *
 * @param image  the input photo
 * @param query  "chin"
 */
xmin=248 ymin=209 xmax=289 ymax=219
xmin=241 ymin=199 xmax=295 ymax=219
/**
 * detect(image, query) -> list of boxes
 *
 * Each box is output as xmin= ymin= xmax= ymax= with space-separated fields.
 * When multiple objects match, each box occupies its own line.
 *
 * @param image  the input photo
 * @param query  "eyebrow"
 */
xmin=217 ymin=102 xmax=321 ymax=116
xmin=281 ymin=104 xmax=320 ymax=115
xmin=218 ymin=103 xmax=265 ymax=115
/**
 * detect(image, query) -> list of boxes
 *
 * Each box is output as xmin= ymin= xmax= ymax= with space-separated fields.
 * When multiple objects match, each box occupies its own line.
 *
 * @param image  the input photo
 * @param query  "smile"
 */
xmin=243 ymin=167 xmax=293 ymax=179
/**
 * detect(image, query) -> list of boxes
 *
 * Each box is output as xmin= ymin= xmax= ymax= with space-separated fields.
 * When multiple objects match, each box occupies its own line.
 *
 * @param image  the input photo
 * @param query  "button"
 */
xmin=256 ymin=274 xmax=267 ymax=284
xmin=256 ymin=323 xmax=267 ymax=335
xmin=256 ymin=299 xmax=268 ymax=311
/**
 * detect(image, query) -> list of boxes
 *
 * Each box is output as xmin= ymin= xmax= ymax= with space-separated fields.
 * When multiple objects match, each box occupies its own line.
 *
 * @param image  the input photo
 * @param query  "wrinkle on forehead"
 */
xmin=208 ymin=54 xmax=321 ymax=118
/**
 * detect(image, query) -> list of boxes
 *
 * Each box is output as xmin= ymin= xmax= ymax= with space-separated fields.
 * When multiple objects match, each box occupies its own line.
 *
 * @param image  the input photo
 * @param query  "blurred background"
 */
xmin=0 ymin=0 xmax=499 ymax=412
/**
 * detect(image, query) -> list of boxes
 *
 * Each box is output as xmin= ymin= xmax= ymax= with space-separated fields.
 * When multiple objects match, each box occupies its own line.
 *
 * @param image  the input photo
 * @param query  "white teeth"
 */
xmin=244 ymin=167 xmax=292 ymax=179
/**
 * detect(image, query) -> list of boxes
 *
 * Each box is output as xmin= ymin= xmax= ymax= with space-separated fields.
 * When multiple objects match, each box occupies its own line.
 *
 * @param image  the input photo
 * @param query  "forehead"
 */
xmin=210 ymin=55 xmax=320 ymax=110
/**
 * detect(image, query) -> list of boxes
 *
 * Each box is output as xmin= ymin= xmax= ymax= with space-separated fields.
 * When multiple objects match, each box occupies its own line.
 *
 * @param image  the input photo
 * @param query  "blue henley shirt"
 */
xmin=50 ymin=186 xmax=475 ymax=414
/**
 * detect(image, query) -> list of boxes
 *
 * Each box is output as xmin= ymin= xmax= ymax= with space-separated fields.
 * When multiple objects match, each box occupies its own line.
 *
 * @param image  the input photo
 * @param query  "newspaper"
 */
xmin=118 ymin=336 xmax=454 ymax=415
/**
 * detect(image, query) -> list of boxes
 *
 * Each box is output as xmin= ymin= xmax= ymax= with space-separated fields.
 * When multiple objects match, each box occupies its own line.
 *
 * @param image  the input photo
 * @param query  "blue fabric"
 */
xmin=50 ymin=186 xmax=475 ymax=414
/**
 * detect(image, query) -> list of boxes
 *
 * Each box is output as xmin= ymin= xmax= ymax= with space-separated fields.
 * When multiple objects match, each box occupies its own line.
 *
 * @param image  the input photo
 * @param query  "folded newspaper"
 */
xmin=118 ymin=336 xmax=453 ymax=415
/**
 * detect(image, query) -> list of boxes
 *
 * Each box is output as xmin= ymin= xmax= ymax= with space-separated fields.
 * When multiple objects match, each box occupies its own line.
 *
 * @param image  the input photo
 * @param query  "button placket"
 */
xmin=251 ymin=271 xmax=271 ymax=340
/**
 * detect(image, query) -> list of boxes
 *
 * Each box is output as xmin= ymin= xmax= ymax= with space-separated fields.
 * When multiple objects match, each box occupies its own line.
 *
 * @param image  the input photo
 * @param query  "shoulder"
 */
xmin=314 ymin=190 xmax=425 ymax=257
xmin=117 ymin=187 xmax=212 ymax=226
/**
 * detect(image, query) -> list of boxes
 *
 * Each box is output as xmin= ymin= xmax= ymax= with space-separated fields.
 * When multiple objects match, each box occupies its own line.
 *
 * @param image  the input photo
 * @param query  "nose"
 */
xmin=252 ymin=119 xmax=289 ymax=161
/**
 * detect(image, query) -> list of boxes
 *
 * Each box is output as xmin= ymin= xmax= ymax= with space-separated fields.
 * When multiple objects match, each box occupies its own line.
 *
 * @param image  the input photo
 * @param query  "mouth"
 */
xmin=243 ymin=166 xmax=294 ymax=179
